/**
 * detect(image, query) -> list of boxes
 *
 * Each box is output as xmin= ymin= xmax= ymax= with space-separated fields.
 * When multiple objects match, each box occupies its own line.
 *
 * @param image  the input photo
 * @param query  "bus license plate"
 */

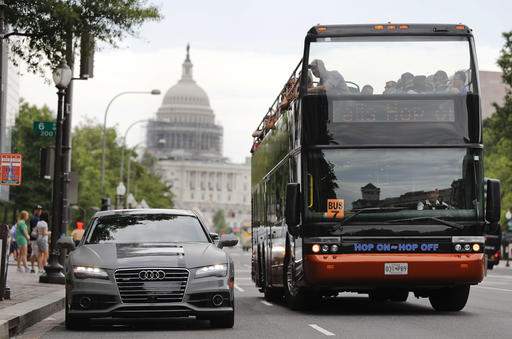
xmin=384 ymin=263 xmax=408 ymax=275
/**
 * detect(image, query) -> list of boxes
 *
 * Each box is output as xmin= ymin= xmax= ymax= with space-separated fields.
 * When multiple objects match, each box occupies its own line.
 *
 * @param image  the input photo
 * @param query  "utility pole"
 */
xmin=60 ymin=29 xmax=74 ymax=243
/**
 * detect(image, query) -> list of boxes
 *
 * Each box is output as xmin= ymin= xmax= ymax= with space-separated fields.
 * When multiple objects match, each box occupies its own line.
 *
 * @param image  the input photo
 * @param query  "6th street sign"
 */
xmin=33 ymin=121 xmax=57 ymax=137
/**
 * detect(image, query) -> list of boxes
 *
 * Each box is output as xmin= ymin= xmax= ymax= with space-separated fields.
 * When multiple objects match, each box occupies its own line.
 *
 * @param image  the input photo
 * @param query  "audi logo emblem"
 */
xmin=138 ymin=270 xmax=166 ymax=281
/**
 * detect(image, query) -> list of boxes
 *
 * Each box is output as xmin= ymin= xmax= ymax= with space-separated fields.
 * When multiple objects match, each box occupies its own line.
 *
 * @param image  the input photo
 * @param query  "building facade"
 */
xmin=479 ymin=70 xmax=508 ymax=119
xmin=0 ymin=40 xmax=20 ymax=203
xmin=146 ymin=46 xmax=250 ymax=230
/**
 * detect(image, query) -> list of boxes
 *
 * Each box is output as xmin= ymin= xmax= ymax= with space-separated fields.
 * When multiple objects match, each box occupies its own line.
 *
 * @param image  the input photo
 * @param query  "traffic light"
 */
xmin=101 ymin=197 xmax=111 ymax=211
xmin=40 ymin=147 xmax=54 ymax=180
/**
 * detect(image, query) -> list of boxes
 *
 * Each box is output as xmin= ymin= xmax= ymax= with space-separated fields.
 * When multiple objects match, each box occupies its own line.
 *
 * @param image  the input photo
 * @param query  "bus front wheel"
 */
xmin=284 ymin=257 xmax=319 ymax=310
xmin=429 ymin=285 xmax=470 ymax=312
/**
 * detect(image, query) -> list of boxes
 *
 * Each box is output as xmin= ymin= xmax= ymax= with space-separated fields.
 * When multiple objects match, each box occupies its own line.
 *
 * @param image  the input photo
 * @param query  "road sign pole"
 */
xmin=39 ymin=88 xmax=66 ymax=284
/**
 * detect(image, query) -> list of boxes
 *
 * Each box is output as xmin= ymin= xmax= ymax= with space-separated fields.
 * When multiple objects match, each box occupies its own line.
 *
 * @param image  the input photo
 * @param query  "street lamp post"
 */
xmin=40 ymin=61 xmax=72 ymax=284
xmin=119 ymin=119 xmax=151 ymax=187
xmin=100 ymin=90 xmax=160 ymax=198
xmin=116 ymin=182 xmax=126 ymax=209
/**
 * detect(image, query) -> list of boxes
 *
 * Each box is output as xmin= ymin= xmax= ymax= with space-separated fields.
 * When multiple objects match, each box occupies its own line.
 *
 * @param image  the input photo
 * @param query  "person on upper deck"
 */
xmin=308 ymin=59 xmax=349 ymax=95
xmin=450 ymin=71 xmax=469 ymax=95
xmin=361 ymin=85 xmax=374 ymax=95
xmin=397 ymin=72 xmax=415 ymax=93
xmin=433 ymin=70 xmax=450 ymax=93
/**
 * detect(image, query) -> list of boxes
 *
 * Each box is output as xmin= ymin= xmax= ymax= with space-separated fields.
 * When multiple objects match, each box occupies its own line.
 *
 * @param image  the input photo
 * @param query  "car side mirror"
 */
xmin=486 ymin=179 xmax=501 ymax=223
xmin=57 ymin=235 xmax=76 ymax=252
xmin=209 ymin=232 xmax=219 ymax=241
xmin=218 ymin=234 xmax=238 ymax=249
xmin=285 ymin=183 xmax=301 ymax=235
xmin=466 ymin=94 xmax=481 ymax=143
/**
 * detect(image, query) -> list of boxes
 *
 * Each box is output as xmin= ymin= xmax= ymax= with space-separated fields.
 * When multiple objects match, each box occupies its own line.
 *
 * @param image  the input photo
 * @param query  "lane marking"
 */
xmin=309 ymin=324 xmax=335 ymax=336
xmin=234 ymin=284 xmax=245 ymax=292
xmin=476 ymin=286 xmax=512 ymax=292
xmin=244 ymin=264 xmax=250 ymax=268
xmin=261 ymin=300 xmax=273 ymax=306
xmin=487 ymin=274 xmax=512 ymax=280
xmin=236 ymin=277 xmax=252 ymax=280
xmin=481 ymin=281 xmax=510 ymax=286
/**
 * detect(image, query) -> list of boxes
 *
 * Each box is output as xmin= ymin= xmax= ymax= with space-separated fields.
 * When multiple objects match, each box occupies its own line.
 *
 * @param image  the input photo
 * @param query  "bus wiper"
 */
xmin=386 ymin=216 xmax=463 ymax=230
xmin=340 ymin=207 xmax=407 ymax=226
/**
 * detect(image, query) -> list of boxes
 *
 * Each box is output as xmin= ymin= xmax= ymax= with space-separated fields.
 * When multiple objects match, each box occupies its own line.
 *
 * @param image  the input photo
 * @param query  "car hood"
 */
xmin=69 ymin=242 xmax=227 ymax=269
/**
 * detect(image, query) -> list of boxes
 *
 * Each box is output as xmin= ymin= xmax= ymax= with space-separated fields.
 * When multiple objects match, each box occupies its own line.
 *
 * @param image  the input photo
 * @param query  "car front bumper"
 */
xmin=66 ymin=272 xmax=234 ymax=319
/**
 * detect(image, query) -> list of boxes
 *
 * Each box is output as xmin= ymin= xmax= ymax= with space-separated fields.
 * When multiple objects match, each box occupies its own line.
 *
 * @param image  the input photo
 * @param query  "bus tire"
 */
xmin=284 ymin=256 xmax=311 ymax=310
xmin=390 ymin=290 xmax=409 ymax=302
xmin=264 ymin=286 xmax=283 ymax=302
xmin=487 ymin=262 xmax=495 ymax=270
xmin=429 ymin=285 xmax=470 ymax=312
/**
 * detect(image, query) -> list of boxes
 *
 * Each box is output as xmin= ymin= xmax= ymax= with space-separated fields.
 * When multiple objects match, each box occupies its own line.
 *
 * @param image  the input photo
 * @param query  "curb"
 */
xmin=0 ymin=290 xmax=64 ymax=339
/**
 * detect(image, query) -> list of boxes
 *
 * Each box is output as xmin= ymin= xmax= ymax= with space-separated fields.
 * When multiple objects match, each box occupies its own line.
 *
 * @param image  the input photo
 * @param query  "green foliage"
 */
xmin=4 ymin=0 xmax=162 ymax=74
xmin=11 ymin=101 xmax=55 ymax=211
xmin=11 ymin=101 xmax=173 ymax=220
xmin=72 ymin=121 xmax=173 ymax=212
xmin=483 ymin=31 xmax=512 ymax=222
xmin=212 ymin=210 xmax=228 ymax=235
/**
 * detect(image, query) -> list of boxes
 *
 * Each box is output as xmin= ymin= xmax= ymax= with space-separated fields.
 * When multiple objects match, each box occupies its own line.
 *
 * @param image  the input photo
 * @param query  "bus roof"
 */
xmin=308 ymin=24 xmax=473 ymax=38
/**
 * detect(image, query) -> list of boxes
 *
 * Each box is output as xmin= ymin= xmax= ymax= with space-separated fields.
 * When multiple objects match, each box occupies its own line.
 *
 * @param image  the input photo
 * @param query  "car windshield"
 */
xmin=86 ymin=214 xmax=209 ymax=244
xmin=307 ymin=36 xmax=473 ymax=96
xmin=307 ymin=149 xmax=479 ymax=220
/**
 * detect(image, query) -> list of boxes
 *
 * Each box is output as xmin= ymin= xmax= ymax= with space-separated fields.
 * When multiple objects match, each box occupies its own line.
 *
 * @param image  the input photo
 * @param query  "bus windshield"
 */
xmin=307 ymin=36 xmax=474 ymax=96
xmin=307 ymin=149 xmax=479 ymax=221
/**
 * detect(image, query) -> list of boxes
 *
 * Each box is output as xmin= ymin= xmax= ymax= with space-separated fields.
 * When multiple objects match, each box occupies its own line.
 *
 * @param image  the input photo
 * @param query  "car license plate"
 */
xmin=384 ymin=263 xmax=408 ymax=275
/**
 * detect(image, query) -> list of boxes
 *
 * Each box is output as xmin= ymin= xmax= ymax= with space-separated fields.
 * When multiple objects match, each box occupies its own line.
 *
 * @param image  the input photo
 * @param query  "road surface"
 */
xmin=19 ymin=247 xmax=512 ymax=338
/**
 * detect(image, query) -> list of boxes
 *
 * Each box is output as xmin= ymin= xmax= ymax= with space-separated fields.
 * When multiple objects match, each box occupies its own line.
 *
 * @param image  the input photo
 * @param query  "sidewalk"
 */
xmin=0 ymin=258 xmax=65 ymax=338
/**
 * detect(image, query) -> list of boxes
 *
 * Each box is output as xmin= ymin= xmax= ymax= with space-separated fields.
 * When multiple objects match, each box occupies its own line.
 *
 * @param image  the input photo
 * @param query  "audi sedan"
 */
xmin=63 ymin=209 xmax=238 ymax=330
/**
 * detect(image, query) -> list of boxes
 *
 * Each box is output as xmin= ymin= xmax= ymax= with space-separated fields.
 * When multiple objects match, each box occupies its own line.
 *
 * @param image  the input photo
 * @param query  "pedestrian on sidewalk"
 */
xmin=36 ymin=211 xmax=50 ymax=272
xmin=71 ymin=220 xmax=85 ymax=246
xmin=15 ymin=210 xmax=30 ymax=273
xmin=29 ymin=205 xmax=43 ymax=273
xmin=8 ymin=222 xmax=18 ymax=262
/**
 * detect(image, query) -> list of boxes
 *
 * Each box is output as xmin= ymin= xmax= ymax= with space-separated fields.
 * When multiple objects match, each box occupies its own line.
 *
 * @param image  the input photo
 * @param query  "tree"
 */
xmin=10 ymin=101 xmax=55 ymax=211
xmin=483 ymin=31 xmax=512 ymax=221
xmin=4 ymin=0 xmax=162 ymax=74
xmin=213 ymin=210 xmax=229 ymax=235
xmin=72 ymin=121 xmax=173 ymax=212
xmin=10 ymin=101 xmax=173 ymax=218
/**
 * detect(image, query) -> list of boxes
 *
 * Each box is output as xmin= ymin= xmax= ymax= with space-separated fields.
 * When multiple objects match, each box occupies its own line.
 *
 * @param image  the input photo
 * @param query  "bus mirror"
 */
xmin=466 ymin=94 xmax=481 ymax=143
xmin=486 ymin=179 xmax=501 ymax=223
xmin=285 ymin=183 xmax=301 ymax=231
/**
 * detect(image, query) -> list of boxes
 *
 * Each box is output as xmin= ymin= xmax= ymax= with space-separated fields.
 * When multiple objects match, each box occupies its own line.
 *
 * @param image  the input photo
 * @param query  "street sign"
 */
xmin=33 ymin=121 xmax=57 ymax=137
xmin=0 ymin=153 xmax=22 ymax=185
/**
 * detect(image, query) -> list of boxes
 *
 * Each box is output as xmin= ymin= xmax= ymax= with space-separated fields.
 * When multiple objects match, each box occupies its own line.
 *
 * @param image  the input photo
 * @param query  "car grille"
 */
xmin=114 ymin=268 xmax=189 ymax=304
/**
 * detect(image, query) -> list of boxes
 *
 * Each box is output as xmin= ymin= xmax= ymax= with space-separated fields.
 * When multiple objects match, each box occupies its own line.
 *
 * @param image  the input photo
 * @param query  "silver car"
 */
xmin=64 ymin=209 xmax=238 ymax=330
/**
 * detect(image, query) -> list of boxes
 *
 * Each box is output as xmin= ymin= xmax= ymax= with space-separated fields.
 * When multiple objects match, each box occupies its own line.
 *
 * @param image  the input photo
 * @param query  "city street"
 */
xmin=19 ymin=247 xmax=512 ymax=338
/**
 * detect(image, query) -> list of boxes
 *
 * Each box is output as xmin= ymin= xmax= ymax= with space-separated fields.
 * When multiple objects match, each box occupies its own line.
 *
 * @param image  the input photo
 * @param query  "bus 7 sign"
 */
xmin=326 ymin=199 xmax=344 ymax=219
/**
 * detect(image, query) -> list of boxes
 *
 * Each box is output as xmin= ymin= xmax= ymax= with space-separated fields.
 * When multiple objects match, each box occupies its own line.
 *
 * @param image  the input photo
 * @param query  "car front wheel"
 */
xmin=210 ymin=311 xmax=234 ymax=328
xmin=65 ymin=295 xmax=90 ymax=330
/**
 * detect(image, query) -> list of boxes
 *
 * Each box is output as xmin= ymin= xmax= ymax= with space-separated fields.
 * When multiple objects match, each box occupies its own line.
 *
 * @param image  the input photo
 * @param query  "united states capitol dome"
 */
xmin=157 ymin=45 xmax=213 ymax=118
xmin=148 ymin=45 xmax=223 ymax=160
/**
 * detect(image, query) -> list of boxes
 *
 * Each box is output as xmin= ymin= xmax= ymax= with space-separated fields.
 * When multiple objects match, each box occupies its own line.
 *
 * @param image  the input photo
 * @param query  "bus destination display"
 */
xmin=332 ymin=99 xmax=455 ymax=123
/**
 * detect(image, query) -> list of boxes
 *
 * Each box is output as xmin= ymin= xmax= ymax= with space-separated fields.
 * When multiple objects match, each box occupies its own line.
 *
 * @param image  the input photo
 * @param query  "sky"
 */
xmin=17 ymin=0 xmax=512 ymax=163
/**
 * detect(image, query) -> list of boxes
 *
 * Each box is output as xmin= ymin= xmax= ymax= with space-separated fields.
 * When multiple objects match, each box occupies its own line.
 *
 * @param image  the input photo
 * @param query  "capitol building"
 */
xmin=146 ymin=46 xmax=251 ymax=230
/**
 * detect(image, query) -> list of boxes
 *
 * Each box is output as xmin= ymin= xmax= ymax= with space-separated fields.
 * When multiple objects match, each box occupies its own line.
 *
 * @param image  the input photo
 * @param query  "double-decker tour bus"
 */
xmin=250 ymin=24 xmax=501 ymax=311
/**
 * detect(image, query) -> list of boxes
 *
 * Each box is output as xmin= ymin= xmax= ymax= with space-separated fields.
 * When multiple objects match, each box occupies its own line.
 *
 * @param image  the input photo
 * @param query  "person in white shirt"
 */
xmin=36 ymin=211 xmax=50 ymax=272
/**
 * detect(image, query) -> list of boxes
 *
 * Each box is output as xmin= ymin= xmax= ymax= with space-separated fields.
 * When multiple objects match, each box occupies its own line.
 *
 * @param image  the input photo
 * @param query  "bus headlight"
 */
xmin=312 ymin=244 xmax=321 ymax=253
xmin=321 ymin=245 xmax=330 ymax=253
xmin=472 ymin=243 xmax=480 ymax=252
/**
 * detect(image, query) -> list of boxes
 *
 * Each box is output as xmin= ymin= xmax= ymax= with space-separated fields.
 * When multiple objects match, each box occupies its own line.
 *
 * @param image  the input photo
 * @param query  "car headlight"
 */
xmin=73 ymin=266 xmax=109 ymax=280
xmin=195 ymin=264 xmax=227 ymax=278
